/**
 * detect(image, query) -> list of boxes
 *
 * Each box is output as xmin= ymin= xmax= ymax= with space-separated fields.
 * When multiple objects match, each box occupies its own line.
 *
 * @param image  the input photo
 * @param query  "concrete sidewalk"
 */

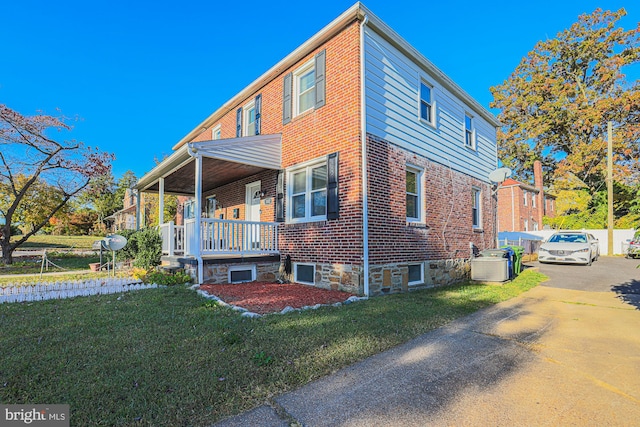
xmin=215 ymin=285 xmax=640 ymax=426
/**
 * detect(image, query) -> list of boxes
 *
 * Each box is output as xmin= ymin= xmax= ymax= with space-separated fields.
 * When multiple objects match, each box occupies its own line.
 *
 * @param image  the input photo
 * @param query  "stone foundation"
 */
xmin=279 ymin=262 xmax=363 ymax=295
xmin=369 ymin=258 xmax=470 ymax=295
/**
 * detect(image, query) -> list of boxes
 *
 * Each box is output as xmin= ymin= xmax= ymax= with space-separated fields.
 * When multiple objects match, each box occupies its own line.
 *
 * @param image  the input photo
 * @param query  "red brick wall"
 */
xmin=367 ymin=135 xmax=496 ymax=263
xmin=187 ymin=20 xmax=364 ymax=266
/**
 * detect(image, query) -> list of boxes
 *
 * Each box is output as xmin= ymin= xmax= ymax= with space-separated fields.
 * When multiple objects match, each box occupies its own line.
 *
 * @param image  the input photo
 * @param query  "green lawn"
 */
xmin=9 ymin=234 xmax=100 ymax=250
xmin=0 ymin=254 xmax=101 ymax=277
xmin=0 ymin=269 xmax=546 ymax=426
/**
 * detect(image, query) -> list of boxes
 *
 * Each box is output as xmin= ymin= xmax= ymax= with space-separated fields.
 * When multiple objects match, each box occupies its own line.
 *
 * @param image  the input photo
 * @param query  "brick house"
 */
xmin=136 ymin=2 xmax=500 ymax=296
xmin=497 ymin=160 xmax=556 ymax=232
xmin=104 ymin=188 xmax=139 ymax=232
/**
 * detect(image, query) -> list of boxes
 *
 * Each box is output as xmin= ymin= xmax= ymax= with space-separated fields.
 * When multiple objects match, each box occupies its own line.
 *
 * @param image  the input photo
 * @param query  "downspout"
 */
xmin=360 ymin=14 xmax=370 ymax=297
xmin=187 ymin=143 xmax=204 ymax=284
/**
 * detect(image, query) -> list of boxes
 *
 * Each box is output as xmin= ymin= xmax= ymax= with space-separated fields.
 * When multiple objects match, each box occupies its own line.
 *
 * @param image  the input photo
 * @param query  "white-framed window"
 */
xmin=243 ymin=100 xmax=257 ymax=136
xmin=524 ymin=219 xmax=529 ymax=231
xmin=472 ymin=187 xmax=482 ymax=229
xmin=408 ymin=263 xmax=424 ymax=286
xmin=294 ymin=263 xmax=315 ymax=285
xmin=184 ymin=199 xmax=195 ymax=220
xmin=287 ymin=158 xmax=327 ymax=222
xmin=228 ymin=265 xmax=256 ymax=284
xmin=212 ymin=125 xmax=221 ymax=140
xmin=294 ymin=59 xmax=316 ymax=116
xmin=205 ymin=195 xmax=217 ymax=218
xmin=532 ymin=220 xmax=539 ymax=231
xmin=464 ymin=114 xmax=475 ymax=149
xmin=523 ymin=190 xmax=528 ymax=206
xmin=532 ymin=192 xmax=537 ymax=208
xmin=406 ymin=165 xmax=423 ymax=222
xmin=419 ymin=81 xmax=434 ymax=124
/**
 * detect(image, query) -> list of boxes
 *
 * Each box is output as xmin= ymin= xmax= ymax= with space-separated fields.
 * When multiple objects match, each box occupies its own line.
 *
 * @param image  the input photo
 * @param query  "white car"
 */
xmin=538 ymin=231 xmax=599 ymax=266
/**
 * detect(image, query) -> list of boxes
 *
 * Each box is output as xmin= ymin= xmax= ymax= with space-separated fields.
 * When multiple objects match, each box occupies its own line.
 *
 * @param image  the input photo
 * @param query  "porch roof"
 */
xmin=136 ymin=134 xmax=282 ymax=195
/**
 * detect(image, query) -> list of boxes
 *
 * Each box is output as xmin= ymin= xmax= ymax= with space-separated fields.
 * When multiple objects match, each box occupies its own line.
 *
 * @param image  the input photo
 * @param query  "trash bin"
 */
xmin=501 ymin=245 xmax=524 ymax=276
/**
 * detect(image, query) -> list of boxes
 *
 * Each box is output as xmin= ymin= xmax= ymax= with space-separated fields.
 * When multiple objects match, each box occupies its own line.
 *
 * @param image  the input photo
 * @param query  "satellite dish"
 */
xmin=104 ymin=234 xmax=127 ymax=251
xmin=488 ymin=167 xmax=512 ymax=184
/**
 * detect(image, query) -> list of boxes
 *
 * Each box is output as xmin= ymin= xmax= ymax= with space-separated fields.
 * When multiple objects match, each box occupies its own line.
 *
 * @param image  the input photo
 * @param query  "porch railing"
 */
xmin=181 ymin=218 xmax=279 ymax=256
xmin=159 ymin=221 xmax=185 ymax=256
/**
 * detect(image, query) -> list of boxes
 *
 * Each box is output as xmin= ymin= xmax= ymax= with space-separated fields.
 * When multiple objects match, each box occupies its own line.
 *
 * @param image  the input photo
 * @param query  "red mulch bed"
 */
xmin=198 ymin=282 xmax=355 ymax=315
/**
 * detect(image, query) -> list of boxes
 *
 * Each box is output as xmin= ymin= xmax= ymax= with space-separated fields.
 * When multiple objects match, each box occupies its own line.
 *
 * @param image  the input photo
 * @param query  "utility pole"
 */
xmin=607 ymin=121 xmax=614 ymax=256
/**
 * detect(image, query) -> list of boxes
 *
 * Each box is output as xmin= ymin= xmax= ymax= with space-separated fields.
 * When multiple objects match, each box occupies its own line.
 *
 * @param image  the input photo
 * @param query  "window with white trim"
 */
xmin=464 ymin=114 xmax=475 ymax=148
xmin=532 ymin=192 xmax=537 ymax=208
xmin=243 ymin=100 xmax=257 ymax=136
xmin=287 ymin=158 xmax=327 ymax=222
xmin=184 ymin=199 xmax=195 ymax=220
xmin=212 ymin=125 xmax=221 ymax=140
xmin=419 ymin=81 xmax=433 ymax=124
xmin=472 ymin=187 xmax=482 ymax=229
xmin=294 ymin=263 xmax=315 ymax=285
xmin=406 ymin=166 xmax=423 ymax=222
xmin=523 ymin=190 xmax=528 ymax=206
xmin=408 ymin=263 xmax=424 ymax=286
xmin=294 ymin=59 xmax=315 ymax=116
xmin=228 ymin=265 xmax=256 ymax=284
xmin=524 ymin=219 xmax=529 ymax=231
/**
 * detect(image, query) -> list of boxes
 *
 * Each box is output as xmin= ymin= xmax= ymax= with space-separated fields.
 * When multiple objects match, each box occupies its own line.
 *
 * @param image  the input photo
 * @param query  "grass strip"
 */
xmin=0 ymin=269 xmax=545 ymax=426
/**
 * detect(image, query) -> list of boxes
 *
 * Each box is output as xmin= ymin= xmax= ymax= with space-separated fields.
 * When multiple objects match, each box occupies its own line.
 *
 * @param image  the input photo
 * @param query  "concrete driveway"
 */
xmin=215 ymin=257 xmax=640 ymax=426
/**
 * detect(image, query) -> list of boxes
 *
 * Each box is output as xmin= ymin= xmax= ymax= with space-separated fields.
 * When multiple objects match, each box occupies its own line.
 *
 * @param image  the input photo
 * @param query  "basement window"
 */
xmin=228 ymin=265 xmax=256 ymax=284
xmin=408 ymin=263 xmax=424 ymax=286
xmin=294 ymin=263 xmax=315 ymax=285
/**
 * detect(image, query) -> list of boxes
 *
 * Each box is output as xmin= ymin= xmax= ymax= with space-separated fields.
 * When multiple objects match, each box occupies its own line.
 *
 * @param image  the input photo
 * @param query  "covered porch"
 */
xmin=136 ymin=134 xmax=283 ymax=283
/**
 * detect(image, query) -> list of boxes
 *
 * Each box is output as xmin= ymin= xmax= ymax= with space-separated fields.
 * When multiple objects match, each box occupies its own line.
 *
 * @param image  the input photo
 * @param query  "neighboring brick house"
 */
xmin=136 ymin=2 xmax=500 ymax=296
xmin=104 ymin=189 xmax=139 ymax=232
xmin=497 ymin=160 xmax=556 ymax=232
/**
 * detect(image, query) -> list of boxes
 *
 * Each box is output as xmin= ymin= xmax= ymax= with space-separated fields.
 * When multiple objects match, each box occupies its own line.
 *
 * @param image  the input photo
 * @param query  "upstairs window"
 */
xmin=283 ymin=50 xmax=326 ymax=124
xmin=419 ymin=81 xmax=433 ymax=124
xmin=464 ymin=114 xmax=474 ymax=148
xmin=532 ymin=192 xmax=537 ymax=208
xmin=523 ymin=190 xmax=528 ymax=206
xmin=236 ymin=94 xmax=261 ymax=137
xmin=295 ymin=60 xmax=316 ymax=115
xmin=244 ymin=100 xmax=256 ymax=136
xmin=212 ymin=125 xmax=221 ymax=140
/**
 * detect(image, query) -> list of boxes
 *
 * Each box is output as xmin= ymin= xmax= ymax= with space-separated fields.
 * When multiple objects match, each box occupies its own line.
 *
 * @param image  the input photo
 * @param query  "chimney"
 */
xmin=533 ymin=160 xmax=544 ymax=227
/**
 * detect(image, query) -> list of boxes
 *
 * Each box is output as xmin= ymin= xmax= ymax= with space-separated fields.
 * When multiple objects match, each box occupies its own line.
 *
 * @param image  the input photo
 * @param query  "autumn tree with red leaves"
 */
xmin=490 ymin=8 xmax=640 ymax=191
xmin=0 ymin=104 xmax=114 ymax=264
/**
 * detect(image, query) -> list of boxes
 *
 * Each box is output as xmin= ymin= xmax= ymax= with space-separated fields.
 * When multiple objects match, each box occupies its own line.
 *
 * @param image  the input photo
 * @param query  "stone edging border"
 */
xmin=191 ymin=284 xmax=367 ymax=318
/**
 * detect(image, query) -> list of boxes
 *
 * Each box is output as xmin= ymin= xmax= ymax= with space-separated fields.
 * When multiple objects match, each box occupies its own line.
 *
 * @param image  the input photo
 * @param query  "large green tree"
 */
xmin=490 ymin=8 xmax=640 ymax=191
xmin=0 ymin=104 xmax=113 ymax=263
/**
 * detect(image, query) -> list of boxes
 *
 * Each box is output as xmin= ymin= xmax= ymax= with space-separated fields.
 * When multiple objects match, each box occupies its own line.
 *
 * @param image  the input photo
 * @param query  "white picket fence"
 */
xmin=0 ymin=278 xmax=159 ymax=304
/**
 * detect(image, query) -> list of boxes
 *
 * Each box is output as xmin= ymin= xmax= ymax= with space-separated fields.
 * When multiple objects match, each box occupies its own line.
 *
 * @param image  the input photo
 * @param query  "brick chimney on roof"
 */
xmin=534 ymin=160 xmax=544 ymax=226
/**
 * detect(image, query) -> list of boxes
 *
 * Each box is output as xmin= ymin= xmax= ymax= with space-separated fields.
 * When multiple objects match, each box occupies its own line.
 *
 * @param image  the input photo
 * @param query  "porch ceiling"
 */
xmin=136 ymin=133 xmax=282 ymax=195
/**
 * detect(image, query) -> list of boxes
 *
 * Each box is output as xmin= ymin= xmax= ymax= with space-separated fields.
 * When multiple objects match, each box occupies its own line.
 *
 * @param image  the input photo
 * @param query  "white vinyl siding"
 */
xmin=364 ymin=28 xmax=497 ymax=182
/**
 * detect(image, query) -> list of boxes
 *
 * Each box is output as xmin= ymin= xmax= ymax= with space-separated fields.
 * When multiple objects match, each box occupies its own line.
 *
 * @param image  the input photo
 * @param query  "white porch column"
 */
xmin=158 ymin=177 xmax=165 ymax=225
xmin=194 ymin=155 xmax=204 ymax=284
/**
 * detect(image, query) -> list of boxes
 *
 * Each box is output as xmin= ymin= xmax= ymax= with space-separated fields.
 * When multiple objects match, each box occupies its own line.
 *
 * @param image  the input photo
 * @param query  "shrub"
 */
xmin=143 ymin=270 xmax=192 ymax=286
xmin=116 ymin=228 xmax=162 ymax=269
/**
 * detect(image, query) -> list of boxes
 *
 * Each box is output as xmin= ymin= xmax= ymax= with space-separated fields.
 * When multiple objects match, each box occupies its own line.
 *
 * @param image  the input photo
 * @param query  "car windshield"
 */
xmin=548 ymin=233 xmax=587 ymax=243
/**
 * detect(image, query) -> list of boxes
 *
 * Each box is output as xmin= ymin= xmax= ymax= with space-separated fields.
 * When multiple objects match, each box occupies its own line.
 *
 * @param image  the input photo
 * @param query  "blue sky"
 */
xmin=1 ymin=0 xmax=638 ymax=180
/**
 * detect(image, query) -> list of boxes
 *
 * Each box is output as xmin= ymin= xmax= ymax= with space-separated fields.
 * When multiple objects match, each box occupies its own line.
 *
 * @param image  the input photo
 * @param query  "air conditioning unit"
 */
xmin=471 ymin=258 xmax=509 ymax=282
